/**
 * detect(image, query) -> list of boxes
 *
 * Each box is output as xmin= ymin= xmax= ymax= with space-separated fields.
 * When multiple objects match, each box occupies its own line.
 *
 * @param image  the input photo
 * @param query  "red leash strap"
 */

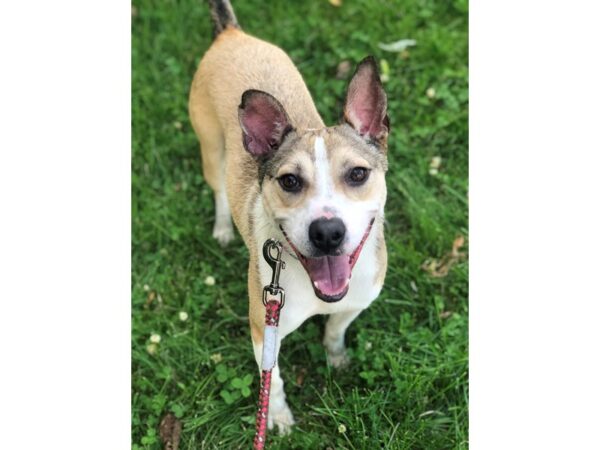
xmin=253 ymin=239 xmax=286 ymax=450
xmin=253 ymin=300 xmax=281 ymax=449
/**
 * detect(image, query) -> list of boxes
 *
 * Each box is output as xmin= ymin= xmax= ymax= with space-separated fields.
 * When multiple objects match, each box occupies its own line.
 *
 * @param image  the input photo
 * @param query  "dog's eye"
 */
xmin=278 ymin=174 xmax=302 ymax=192
xmin=346 ymin=167 xmax=370 ymax=186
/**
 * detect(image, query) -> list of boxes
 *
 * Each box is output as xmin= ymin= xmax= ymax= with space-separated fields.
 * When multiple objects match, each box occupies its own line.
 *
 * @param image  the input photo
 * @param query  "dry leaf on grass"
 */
xmin=336 ymin=60 xmax=352 ymax=79
xmin=296 ymin=367 xmax=308 ymax=387
xmin=159 ymin=412 xmax=182 ymax=450
xmin=421 ymin=235 xmax=466 ymax=278
xmin=144 ymin=291 xmax=156 ymax=308
xmin=378 ymin=39 xmax=417 ymax=52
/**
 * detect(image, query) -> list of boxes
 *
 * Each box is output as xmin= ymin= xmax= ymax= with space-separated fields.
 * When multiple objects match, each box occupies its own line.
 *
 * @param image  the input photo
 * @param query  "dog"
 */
xmin=189 ymin=0 xmax=389 ymax=434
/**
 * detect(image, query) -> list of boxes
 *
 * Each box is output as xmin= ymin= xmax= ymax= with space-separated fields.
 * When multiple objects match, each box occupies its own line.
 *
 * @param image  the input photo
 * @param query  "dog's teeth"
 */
xmin=313 ymin=281 xmax=319 ymax=289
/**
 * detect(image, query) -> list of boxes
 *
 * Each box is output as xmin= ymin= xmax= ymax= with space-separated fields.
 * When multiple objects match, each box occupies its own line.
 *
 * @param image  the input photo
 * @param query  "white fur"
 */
xmin=254 ymin=193 xmax=382 ymax=335
xmin=250 ymin=135 xmax=384 ymax=432
xmin=314 ymin=137 xmax=334 ymax=199
xmin=212 ymin=180 xmax=234 ymax=246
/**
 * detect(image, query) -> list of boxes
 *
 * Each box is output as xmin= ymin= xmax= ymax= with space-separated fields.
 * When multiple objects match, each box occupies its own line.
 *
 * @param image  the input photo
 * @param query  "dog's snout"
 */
xmin=308 ymin=218 xmax=346 ymax=254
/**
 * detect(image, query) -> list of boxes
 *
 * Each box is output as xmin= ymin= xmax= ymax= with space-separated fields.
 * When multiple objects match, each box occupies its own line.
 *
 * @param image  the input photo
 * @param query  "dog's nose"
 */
xmin=309 ymin=218 xmax=346 ymax=254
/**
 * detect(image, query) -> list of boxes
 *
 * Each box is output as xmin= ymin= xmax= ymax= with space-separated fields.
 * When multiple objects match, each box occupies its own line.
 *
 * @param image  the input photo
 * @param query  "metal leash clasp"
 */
xmin=262 ymin=239 xmax=285 ymax=308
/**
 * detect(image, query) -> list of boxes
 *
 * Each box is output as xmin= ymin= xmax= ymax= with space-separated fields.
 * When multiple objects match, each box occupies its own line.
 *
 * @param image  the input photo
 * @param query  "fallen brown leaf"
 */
xmin=336 ymin=60 xmax=352 ymax=79
xmin=452 ymin=235 xmax=465 ymax=257
xmin=296 ymin=367 xmax=308 ymax=386
xmin=421 ymin=235 xmax=466 ymax=278
xmin=159 ymin=413 xmax=182 ymax=450
xmin=144 ymin=291 xmax=156 ymax=308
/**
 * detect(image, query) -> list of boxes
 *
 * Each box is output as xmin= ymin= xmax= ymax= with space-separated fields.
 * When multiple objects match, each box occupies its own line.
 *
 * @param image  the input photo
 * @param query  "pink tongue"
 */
xmin=304 ymin=255 xmax=351 ymax=295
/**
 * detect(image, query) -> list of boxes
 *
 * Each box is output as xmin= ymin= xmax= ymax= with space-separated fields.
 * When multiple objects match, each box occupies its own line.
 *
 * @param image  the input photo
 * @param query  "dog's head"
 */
xmin=238 ymin=57 xmax=389 ymax=302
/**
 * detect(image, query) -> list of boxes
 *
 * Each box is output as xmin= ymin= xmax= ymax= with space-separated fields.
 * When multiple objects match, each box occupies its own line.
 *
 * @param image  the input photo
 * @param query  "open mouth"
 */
xmin=279 ymin=218 xmax=374 ymax=302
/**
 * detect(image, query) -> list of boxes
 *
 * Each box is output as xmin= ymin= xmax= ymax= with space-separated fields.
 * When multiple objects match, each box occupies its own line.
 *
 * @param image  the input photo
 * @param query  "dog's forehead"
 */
xmin=322 ymin=125 xmax=388 ymax=171
xmin=260 ymin=126 xmax=387 ymax=182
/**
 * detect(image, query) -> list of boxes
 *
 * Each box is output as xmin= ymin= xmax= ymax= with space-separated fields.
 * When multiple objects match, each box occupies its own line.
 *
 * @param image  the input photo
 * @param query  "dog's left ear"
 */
xmin=238 ymin=89 xmax=294 ymax=159
xmin=343 ymin=56 xmax=389 ymax=148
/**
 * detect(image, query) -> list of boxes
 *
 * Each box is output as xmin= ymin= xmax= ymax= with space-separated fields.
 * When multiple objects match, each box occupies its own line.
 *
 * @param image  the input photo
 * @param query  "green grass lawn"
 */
xmin=132 ymin=0 xmax=468 ymax=448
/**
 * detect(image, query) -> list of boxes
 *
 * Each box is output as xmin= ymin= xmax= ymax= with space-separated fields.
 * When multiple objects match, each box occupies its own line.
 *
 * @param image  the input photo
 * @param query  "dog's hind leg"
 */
xmin=323 ymin=309 xmax=363 ymax=369
xmin=211 ymin=178 xmax=235 ymax=246
xmin=189 ymin=83 xmax=234 ymax=246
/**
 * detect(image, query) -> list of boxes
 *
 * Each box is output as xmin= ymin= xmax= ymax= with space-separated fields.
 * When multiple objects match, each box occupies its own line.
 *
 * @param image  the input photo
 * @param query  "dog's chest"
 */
xmin=257 ymin=232 xmax=382 ymax=337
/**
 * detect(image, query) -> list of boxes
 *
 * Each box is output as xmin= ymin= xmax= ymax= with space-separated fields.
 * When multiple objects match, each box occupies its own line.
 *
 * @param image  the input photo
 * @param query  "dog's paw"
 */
xmin=326 ymin=348 xmax=350 ymax=369
xmin=268 ymin=403 xmax=295 ymax=435
xmin=212 ymin=223 xmax=234 ymax=246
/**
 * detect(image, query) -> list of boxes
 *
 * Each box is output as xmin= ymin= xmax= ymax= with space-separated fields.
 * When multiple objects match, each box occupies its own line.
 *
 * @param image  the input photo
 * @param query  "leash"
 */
xmin=253 ymin=239 xmax=286 ymax=450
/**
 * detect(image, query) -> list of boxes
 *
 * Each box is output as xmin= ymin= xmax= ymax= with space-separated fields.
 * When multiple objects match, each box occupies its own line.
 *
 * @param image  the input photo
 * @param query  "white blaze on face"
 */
xmin=280 ymin=135 xmax=380 ymax=257
xmin=314 ymin=137 xmax=334 ymax=204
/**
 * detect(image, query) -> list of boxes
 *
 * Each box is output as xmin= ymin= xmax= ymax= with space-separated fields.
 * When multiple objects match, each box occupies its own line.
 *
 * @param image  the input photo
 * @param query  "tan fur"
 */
xmin=188 ymin=31 xmax=389 ymax=323
xmin=189 ymin=27 xmax=327 ymax=340
xmin=189 ymin=25 xmax=388 ymax=434
xmin=189 ymin=31 xmax=323 ymax=239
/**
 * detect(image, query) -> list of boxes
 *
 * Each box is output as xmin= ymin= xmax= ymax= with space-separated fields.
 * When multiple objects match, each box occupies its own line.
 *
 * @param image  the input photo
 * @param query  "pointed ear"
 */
xmin=343 ymin=56 xmax=389 ymax=147
xmin=238 ymin=90 xmax=294 ymax=159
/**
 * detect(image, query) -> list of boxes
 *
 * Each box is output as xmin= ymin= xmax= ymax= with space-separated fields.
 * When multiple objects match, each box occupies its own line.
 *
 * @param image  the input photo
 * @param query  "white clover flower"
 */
xmin=430 ymin=156 xmax=442 ymax=169
xmin=146 ymin=343 xmax=158 ymax=355
xmin=210 ymin=353 xmax=223 ymax=364
xmin=365 ymin=341 xmax=373 ymax=351
xmin=429 ymin=168 xmax=439 ymax=176
xmin=338 ymin=424 xmax=347 ymax=434
xmin=204 ymin=275 xmax=216 ymax=286
xmin=426 ymin=87 xmax=436 ymax=98
xmin=143 ymin=284 xmax=150 ymax=292
xmin=179 ymin=311 xmax=189 ymax=322
xmin=150 ymin=333 xmax=161 ymax=344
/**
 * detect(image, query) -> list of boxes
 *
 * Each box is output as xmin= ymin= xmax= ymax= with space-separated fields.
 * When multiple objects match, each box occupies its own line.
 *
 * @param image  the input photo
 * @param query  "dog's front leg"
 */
xmin=323 ymin=309 xmax=363 ymax=369
xmin=250 ymin=326 xmax=295 ymax=435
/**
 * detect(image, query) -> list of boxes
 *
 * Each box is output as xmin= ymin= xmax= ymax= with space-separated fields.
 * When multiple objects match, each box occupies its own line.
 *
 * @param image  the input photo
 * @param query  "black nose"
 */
xmin=308 ymin=218 xmax=346 ymax=254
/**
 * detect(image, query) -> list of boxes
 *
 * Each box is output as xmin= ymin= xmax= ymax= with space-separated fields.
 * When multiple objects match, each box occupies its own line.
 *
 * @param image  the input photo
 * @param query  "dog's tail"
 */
xmin=208 ymin=0 xmax=240 ymax=38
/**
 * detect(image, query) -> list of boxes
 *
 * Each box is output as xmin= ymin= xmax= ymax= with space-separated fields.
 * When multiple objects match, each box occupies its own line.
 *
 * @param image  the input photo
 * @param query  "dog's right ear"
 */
xmin=238 ymin=90 xmax=294 ymax=159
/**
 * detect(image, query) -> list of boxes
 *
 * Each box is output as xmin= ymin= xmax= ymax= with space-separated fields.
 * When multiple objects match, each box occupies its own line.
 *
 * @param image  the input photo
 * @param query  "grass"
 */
xmin=132 ymin=0 xmax=468 ymax=448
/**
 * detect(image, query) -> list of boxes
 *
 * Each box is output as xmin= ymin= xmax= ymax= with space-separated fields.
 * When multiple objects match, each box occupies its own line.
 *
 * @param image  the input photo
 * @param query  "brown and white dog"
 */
xmin=189 ymin=0 xmax=389 ymax=433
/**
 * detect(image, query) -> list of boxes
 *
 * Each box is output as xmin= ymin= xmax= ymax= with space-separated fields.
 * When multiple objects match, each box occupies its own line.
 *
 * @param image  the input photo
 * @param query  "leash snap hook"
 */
xmin=262 ymin=239 xmax=286 ymax=307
